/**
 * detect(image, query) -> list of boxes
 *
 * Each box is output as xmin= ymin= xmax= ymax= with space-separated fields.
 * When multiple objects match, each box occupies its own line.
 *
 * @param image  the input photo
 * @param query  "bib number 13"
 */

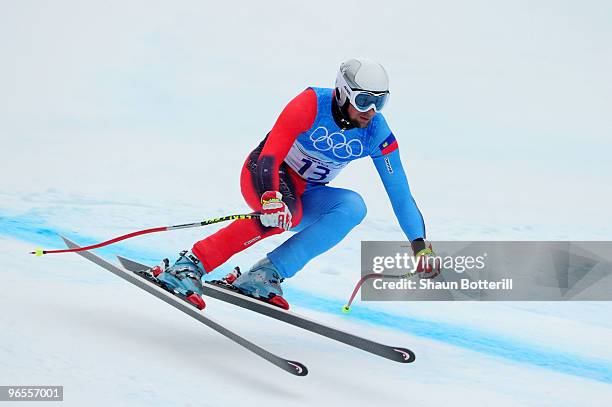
xmin=297 ymin=158 xmax=331 ymax=182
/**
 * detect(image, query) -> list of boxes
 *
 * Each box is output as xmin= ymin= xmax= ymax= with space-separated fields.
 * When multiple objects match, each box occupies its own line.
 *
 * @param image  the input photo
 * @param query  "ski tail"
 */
xmin=61 ymin=237 xmax=308 ymax=376
xmin=116 ymin=255 xmax=154 ymax=273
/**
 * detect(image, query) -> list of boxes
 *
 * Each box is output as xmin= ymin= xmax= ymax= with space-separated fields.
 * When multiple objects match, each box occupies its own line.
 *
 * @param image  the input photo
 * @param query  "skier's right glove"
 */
xmin=411 ymin=239 xmax=441 ymax=279
xmin=259 ymin=191 xmax=292 ymax=231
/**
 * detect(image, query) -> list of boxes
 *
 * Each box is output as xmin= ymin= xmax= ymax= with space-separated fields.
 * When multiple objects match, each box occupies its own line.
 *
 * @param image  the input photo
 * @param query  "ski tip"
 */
xmin=392 ymin=347 xmax=416 ymax=364
xmin=286 ymin=360 xmax=309 ymax=376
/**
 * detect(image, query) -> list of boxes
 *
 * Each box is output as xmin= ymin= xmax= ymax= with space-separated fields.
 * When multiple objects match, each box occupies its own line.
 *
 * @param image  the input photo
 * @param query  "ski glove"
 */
xmin=411 ymin=239 xmax=441 ymax=279
xmin=259 ymin=191 xmax=292 ymax=231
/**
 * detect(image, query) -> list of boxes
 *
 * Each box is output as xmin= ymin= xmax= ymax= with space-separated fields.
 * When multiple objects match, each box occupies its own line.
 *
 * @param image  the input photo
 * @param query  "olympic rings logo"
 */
xmin=309 ymin=126 xmax=364 ymax=159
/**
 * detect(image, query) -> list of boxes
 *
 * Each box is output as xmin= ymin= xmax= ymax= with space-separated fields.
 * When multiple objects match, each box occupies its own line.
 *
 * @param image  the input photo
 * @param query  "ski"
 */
xmin=118 ymin=256 xmax=416 ymax=364
xmin=61 ymin=237 xmax=308 ymax=377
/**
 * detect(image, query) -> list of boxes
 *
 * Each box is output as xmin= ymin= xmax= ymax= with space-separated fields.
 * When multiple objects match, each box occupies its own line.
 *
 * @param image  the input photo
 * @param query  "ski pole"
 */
xmin=30 ymin=213 xmax=260 ymax=256
xmin=342 ymin=245 xmax=439 ymax=313
xmin=342 ymin=271 xmax=416 ymax=313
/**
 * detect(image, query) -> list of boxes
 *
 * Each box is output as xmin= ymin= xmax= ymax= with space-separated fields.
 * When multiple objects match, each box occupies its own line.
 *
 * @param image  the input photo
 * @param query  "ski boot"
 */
xmin=230 ymin=257 xmax=290 ymax=310
xmin=153 ymin=250 xmax=207 ymax=310
xmin=214 ymin=266 xmax=242 ymax=286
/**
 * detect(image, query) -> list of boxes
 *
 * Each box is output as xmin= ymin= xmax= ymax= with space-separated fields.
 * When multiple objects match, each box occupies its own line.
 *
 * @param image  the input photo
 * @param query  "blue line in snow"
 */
xmin=0 ymin=210 xmax=162 ymax=264
xmin=283 ymin=285 xmax=612 ymax=384
xmin=2 ymin=211 xmax=611 ymax=384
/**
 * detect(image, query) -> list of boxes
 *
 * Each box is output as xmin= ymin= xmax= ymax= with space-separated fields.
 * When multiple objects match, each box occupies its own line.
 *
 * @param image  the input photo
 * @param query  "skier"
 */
xmin=153 ymin=58 xmax=439 ymax=310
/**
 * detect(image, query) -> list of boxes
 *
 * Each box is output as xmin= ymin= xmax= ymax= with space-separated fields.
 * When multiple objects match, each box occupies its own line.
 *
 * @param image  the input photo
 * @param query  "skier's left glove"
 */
xmin=411 ymin=239 xmax=441 ymax=279
xmin=259 ymin=191 xmax=292 ymax=231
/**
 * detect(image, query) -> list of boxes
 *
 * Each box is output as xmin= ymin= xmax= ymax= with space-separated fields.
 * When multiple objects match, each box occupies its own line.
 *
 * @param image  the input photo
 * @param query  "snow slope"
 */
xmin=2 ymin=1 xmax=612 ymax=406
xmin=1 ymin=192 xmax=611 ymax=406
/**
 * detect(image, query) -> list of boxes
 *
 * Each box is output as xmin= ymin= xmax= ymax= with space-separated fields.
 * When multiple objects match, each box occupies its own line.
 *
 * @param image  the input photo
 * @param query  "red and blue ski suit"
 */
xmin=192 ymin=87 xmax=425 ymax=278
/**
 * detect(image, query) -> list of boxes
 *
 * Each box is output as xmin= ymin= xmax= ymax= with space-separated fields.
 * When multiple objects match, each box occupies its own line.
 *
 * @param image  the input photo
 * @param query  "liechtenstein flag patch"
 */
xmin=378 ymin=133 xmax=398 ymax=155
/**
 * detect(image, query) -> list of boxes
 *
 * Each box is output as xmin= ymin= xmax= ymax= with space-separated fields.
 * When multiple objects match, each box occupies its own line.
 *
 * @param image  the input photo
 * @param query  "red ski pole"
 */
xmin=30 ymin=213 xmax=260 ymax=256
xmin=342 ymin=271 xmax=416 ymax=313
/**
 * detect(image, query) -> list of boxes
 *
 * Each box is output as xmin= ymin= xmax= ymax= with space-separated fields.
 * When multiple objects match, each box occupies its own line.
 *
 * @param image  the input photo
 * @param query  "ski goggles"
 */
xmin=351 ymin=90 xmax=389 ymax=113
xmin=336 ymin=71 xmax=390 ymax=112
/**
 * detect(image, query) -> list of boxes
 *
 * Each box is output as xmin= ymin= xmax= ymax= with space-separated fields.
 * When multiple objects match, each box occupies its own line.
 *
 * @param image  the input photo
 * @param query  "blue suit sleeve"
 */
xmin=369 ymin=117 xmax=426 ymax=241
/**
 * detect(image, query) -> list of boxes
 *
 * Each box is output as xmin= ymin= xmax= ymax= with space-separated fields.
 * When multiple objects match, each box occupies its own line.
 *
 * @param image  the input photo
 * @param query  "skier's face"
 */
xmin=347 ymin=104 xmax=376 ymax=128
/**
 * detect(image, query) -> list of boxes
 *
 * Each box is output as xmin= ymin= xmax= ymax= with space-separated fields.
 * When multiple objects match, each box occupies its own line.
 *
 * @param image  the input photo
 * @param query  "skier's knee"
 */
xmin=339 ymin=191 xmax=367 ymax=225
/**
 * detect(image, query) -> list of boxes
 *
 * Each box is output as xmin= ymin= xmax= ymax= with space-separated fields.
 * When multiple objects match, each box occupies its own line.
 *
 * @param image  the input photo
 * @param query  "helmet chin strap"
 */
xmin=332 ymin=90 xmax=356 ymax=130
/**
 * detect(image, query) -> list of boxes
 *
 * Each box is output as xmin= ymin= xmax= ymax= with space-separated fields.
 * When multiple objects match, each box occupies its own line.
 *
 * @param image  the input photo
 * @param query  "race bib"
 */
xmin=285 ymin=142 xmax=347 ymax=183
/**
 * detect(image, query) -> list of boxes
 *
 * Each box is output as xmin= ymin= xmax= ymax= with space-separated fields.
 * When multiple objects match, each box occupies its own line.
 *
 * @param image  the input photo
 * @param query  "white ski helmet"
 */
xmin=335 ymin=58 xmax=390 ymax=112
